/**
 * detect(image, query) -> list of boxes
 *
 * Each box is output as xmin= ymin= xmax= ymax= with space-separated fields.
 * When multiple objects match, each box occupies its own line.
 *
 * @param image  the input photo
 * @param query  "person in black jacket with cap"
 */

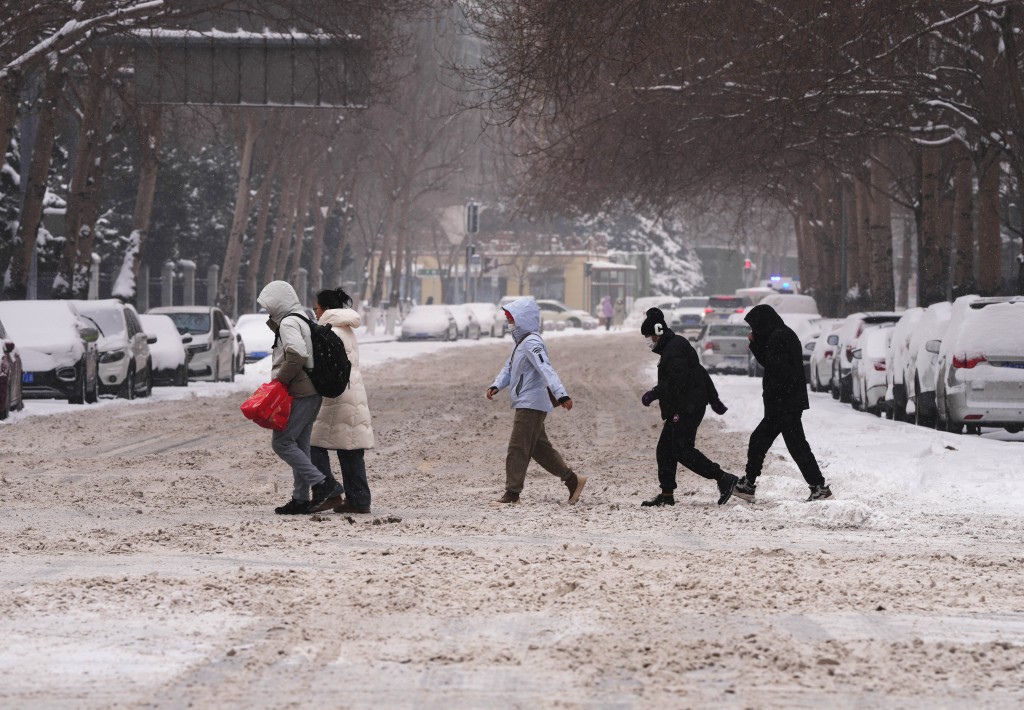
xmin=735 ymin=303 xmax=833 ymax=502
xmin=639 ymin=308 xmax=738 ymax=506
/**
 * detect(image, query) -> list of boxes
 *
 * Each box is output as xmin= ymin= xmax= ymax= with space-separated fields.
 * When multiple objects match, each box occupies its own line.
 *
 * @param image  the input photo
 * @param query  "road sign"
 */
xmin=418 ymin=268 xmax=439 ymax=277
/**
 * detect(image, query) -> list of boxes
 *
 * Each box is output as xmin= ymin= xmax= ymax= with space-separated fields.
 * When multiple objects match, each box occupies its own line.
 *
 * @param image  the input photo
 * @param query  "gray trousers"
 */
xmin=271 ymin=393 xmax=324 ymax=501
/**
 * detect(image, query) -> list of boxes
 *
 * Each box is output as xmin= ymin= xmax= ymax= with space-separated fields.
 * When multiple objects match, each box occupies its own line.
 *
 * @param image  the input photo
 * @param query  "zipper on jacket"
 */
xmin=515 ymin=374 xmax=524 ymax=396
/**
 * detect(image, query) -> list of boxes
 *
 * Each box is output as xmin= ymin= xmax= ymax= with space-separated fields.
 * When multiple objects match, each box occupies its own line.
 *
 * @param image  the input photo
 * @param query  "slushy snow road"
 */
xmin=1 ymin=329 xmax=1022 ymax=708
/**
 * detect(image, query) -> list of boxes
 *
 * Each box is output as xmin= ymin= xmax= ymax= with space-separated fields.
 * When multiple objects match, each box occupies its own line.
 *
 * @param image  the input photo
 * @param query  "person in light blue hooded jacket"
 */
xmin=486 ymin=297 xmax=587 ymax=505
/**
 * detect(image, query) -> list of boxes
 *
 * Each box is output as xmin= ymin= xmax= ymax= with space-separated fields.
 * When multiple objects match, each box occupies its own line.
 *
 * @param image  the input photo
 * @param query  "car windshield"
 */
xmin=709 ymin=297 xmax=744 ymax=309
xmin=708 ymin=325 xmax=750 ymax=337
xmin=165 ymin=312 xmax=211 ymax=335
xmin=77 ymin=308 xmax=124 ymax=336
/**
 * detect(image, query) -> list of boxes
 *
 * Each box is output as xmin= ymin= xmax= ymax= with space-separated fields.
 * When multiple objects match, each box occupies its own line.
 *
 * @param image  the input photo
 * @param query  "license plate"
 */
xmin=1000 ymin=362 xmax=1024 ymax=369
xmin=22 ymin=372 xmax=33 ymax=383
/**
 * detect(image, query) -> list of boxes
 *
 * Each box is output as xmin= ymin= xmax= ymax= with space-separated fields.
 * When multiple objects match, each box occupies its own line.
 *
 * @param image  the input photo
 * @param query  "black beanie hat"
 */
xmin=640 ymin=307 xmax=668 ymax=336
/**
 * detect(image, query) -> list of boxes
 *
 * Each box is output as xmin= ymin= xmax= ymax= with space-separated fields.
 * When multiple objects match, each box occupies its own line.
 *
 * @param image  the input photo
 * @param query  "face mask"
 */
xmin=647 ymin=337 xmax=658 ymax=351
xmin=511 ymin=325 xmax=524 ymax=340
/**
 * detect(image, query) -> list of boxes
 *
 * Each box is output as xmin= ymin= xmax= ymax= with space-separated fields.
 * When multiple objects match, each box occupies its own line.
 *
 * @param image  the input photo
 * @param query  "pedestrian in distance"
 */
xmin=308 ymin=287 xmax=375 ymax=515
xmin=486 ymin=297 xmax=587 ymax=505
xmin=258 ymin=280 xmax=343 ymax=515
xmin=601 ymin=294 xmax=614 ymax=331
xmin=639 ymin=308 xmax=738 ymax=507
xmin=734 ymin=304 xmax=833 ymax=503
xmin=614 ymin=297 xmax=625 ymax=329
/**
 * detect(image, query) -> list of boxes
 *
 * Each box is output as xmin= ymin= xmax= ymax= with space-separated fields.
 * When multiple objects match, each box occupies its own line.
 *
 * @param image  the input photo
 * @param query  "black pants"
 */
xmin=310 ymin=447 xmax=372 ymax=508
xmin=656 ymin=410 xmax=727 ymax=492
xmin=745 ymin=411 xmax=824 ymax=487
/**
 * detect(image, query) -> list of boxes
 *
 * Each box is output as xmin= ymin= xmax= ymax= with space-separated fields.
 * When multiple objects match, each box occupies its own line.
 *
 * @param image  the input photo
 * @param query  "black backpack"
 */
xmin=281 ymin=313 xmax=351 ymax=398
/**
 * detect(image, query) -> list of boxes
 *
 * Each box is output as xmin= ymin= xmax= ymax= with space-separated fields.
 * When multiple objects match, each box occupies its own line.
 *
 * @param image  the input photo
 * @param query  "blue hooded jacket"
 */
xmin=490 ymin=298 xmax=569 ymax=411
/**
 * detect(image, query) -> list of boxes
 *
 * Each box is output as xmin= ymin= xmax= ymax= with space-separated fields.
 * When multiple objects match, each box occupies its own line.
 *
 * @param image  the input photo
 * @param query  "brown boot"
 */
xmin=565 ymin=472 xmax=587 ymax=505
xmin=494 ymin=491 xmax=520 ymax=505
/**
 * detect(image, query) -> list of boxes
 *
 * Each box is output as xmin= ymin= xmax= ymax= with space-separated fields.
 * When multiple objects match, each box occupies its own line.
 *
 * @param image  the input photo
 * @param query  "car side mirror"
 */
xmin=80 ymin=327 xmax=100 ymax=343
xmin=181 ymin=335 xmax=193 ymax=345
xmin=852 ymin=349 xmax=862 ymax=360
xmin=925 ymin=339 xmax=941 ymax=354
xmin=3 ymin=340 xmax=13 ymax=353
xmin=147 ymin=336 xmax=158 ymax=345
xmin=827 ymin=335 xmax=839 ymax=346
xmin=217 ymin=329 xmax=231 ymax=339
xmin=806 ymin=342 xmax=816 ymax=351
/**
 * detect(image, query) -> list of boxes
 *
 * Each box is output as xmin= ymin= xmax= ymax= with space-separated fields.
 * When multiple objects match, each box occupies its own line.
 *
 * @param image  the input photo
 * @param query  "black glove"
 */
xmin=641 ymin=390 xmax=655 ymax=407
xmin=710 ymin=399 xmax=728 ymax=415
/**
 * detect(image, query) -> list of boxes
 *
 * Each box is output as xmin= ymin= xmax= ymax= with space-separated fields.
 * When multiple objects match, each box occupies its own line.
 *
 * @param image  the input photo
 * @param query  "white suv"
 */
xmin=74 ymin=299 xmax=154 ymax=399
xmin=147 ymin=306 xmax=235 ymax=382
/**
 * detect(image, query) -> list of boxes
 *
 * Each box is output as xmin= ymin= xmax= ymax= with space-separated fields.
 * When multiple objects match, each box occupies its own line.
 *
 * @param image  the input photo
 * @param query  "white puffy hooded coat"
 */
xmin=310 ymin=308 xmax=375 ymax=451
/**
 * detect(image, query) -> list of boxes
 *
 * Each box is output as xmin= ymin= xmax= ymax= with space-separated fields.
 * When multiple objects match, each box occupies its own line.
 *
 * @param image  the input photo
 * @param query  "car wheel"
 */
xmin=228 ymin=360 xmax=235 ymax=383
xmin=120 ymin=368 xmax=136 ymax=400
xmin=568 ymin=317 xmax=581 ymax=328
xmin=913 ymin=380 xmax=929 ymax=428
xmin=830 ymin=370 xmax=840 ymax=400
xmin=176 ymin=364 xmax=188 ymax=387
xmin=69 ymin=363 xmax=86 ymax=404
xmin=139 ymin=364 xmax=153 ymax=398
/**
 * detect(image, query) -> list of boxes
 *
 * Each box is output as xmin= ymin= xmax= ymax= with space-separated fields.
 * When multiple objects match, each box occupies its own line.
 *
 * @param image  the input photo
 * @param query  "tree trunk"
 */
xmin=262 ymin=175 xmax=297 ymax=287
xmin=60 ymin=50 xmax=110 ymax=299
xmin=309 ymin=178 xmax=342 ymax=298
xmin=918 ymin=145 xmax=947 ymax=307
xmin=867 ymin=158 xmax=894 ymax=310
xmin=244 ymin=155 xmax=279 ymax=309
xmin=850 ymin=175 xmax=869 ymax=308
xmin=898 ymin=216 xmax=913 ymax=309
xmin=114 ymin=104 xmax=163 ymax=304
xmin=951 ymin=143 xmax=975 ymax=299
xmin=218 ymin=115 xmax=259 ymax=317
xmin=976 ymin=148 xmax=1003 ymax=296
xmin=281 ymin=171 xmax=314 ymax=284
xmin=9 ymin=70 xmax=62 ymax=298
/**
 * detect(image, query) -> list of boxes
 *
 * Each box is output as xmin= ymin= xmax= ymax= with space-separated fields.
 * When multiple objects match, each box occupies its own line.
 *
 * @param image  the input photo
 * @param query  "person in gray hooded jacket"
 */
xmin=257 ymin=280 xmax=342 ymax=514
xmin=486 ymin=297 xmax=587 ymax=505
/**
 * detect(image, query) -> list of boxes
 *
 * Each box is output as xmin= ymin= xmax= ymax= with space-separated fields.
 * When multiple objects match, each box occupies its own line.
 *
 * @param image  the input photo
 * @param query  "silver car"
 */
xmin=934 ymin=299 xmax=1024 ymax=434
xmin=697 ymin=323 xmax=751 ymax=374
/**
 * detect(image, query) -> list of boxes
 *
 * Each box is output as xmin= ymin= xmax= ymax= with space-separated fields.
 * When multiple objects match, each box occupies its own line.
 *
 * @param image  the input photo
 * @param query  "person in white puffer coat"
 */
xmin=309 ymin=287 xmax=376 ymax=514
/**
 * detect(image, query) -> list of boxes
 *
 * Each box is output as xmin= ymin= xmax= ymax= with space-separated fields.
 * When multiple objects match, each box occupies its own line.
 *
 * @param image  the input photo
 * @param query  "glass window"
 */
xmin=166 ymin=312 xmax=211 ymax=335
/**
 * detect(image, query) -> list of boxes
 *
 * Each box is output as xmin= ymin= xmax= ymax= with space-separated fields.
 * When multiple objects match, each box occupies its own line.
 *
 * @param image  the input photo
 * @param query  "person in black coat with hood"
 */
xmin=639 ymin=308 xmax=738 ymax=506
xmin=735 ymin=304 xmax=833 ymax=502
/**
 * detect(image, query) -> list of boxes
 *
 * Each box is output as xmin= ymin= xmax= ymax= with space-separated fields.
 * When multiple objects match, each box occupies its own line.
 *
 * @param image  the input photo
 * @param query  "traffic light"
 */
xmin=744 ymin=259 xmax=753 ymax=269
xmin=466 ymin=201 xmax=479 ymax=235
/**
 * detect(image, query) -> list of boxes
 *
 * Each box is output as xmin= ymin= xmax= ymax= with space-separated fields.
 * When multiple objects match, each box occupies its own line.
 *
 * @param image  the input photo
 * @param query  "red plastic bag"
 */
xmin=240 ymin=380 xmax=293 ymax=431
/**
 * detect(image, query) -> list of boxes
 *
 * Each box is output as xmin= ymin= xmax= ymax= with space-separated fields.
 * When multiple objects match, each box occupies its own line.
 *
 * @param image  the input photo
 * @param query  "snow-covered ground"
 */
xmin=2 ymin=329 xmax=1023 ymax=707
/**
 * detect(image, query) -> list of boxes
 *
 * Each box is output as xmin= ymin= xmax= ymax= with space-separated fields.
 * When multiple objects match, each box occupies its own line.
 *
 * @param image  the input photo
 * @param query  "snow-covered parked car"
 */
xmin=758 ymin=293 xmax=819 ymax=315
xmin=226 ymin=316 xmax=245 ymax=375
xmin=400 ymin=305 xmax=458 ymax=341
xmin=0 ymin=315 xmax=25 ymax=419
xmin=808 ymin=319 xmax=843 ymax=392
xmin=139 ymin=314 xmax=189 ymax=387
xmin=697 ymin=322 xmax=751 ymax=374
xmin=234 ymin=312 xmax=275 ymax=362
xmin=449 ymin=304 xmax=481 ymax=339
xmin=0 ymin=300 xmax=99 ymax=404
xmin=934 ymin=297 xmax=1024 ymax=434
xmin=74 ymin=299 xmax=154 ymax=399
xmin=850 ymin=323 xmax=894 ymax=415
xmin=903 ymin=301 xmax=953 ymax=426
xmin=831 ymin=311 xmax=902 ymax=403
xmin=884 ymin=307 xmax=924 ymax=420
xmin=703 ymin=294 xmax=753 ymax=324
xmin=537 ymin=299 xmax=598 ymax=329
xmin=147 ymin=306 xmax=235 ymax=382
xmin=624 ymin=296 xmax=678 ymax=329
xmin=467 ymin=302 xmax=505 ymax=337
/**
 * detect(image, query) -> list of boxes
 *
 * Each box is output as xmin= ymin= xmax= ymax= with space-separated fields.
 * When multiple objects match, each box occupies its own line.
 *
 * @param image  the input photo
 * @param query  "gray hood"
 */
xmin=257 ymin=280 xmax=302 ymax=323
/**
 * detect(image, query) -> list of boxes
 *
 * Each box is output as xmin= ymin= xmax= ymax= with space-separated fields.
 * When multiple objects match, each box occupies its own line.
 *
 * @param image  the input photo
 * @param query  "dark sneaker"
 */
xmin=332 ymin=501 xmax=371 ymax=514
xmin=312 ymin=494 xmax=344 ymax=513
xmin=493 ymin=491 xmax=520 ymax=505
xmin=717 ymin=473 xmax=738 ymax=505
xmin=310 ymin=478 xmax=343 ymax=511
xmin=641 ymin=493 xmax=675 ymax=507
xmin=733 ymin=476 xmax=756 ymax=503
xmin=565 ymin=472 xmax=587 ymax=505
xmin=807 ymin=484 xmax=834 ymax=501
xmin=275 ymin=499 xmax=311 ymax=515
